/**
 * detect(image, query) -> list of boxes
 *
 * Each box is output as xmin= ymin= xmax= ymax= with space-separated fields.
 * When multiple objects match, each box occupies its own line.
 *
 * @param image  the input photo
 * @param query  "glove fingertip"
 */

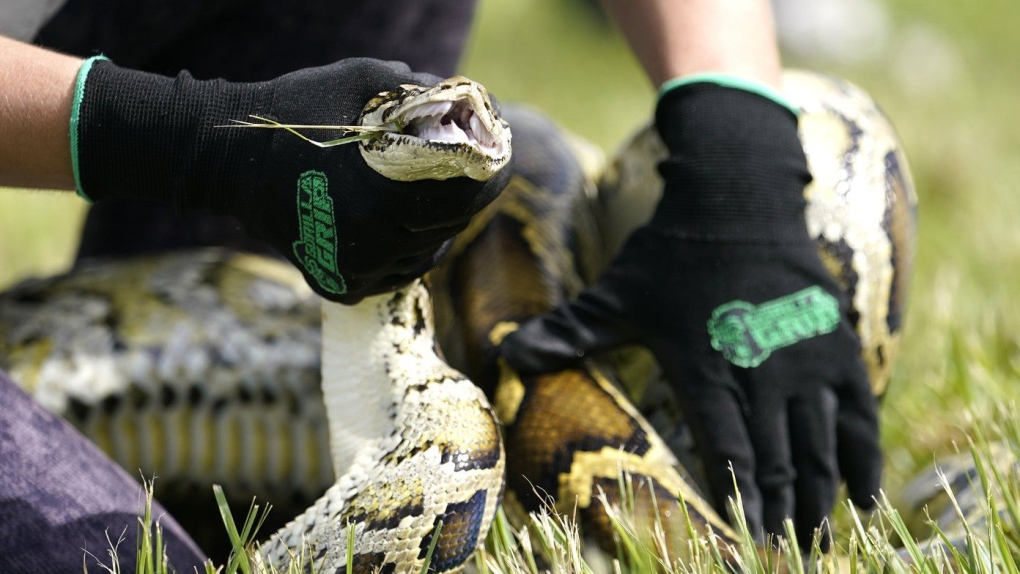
xmin=848 ymin=466 xmax=882 ymax=511
xmin=500 ymin=284 xmax=630 ymax=375
xmin=499 ymin=319 xmax=583 ymax=376
xmin=841 ymin=434 xmax=882 ymax=511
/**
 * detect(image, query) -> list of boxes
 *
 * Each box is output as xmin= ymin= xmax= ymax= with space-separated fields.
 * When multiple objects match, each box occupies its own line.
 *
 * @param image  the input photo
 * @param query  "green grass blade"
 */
xmin=419 ymin=520 xmax=444 ymax=574
xmin=217 ymin=116 xmax=387 ymax=148
xmin=213 ymin=485 xmax=253 ymax=574
xmin=346 ymin=521 xmax=356 ymax=574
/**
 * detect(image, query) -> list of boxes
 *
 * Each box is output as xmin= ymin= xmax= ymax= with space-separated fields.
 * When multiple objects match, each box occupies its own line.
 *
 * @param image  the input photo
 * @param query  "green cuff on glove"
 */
xmin=658 ymin=72 xmax=800 ymax=117
xmin=69 ymin=55 xmax=109 ymax=203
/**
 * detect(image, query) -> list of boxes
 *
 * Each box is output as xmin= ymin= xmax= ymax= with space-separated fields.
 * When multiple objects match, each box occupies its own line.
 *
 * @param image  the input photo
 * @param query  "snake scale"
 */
xmin=0 ymin=70 xmax=916 ymax=572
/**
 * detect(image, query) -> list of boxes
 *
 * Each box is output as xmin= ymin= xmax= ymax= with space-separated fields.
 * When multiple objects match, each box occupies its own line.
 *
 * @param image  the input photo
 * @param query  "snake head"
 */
xmin=359 ymin=76 xmax=513 ymax=182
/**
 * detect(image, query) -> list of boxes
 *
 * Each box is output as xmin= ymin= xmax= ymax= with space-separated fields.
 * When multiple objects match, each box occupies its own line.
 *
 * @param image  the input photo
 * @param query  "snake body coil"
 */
xmin=0 ymin=71 xmax=916 ymax=571
xmin=261 ymin=284 xmax=504 ymax=572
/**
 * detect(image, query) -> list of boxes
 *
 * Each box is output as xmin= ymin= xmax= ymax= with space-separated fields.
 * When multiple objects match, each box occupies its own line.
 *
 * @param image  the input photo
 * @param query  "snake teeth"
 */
xmin=401 ymin=100 xmax=502 ymax=151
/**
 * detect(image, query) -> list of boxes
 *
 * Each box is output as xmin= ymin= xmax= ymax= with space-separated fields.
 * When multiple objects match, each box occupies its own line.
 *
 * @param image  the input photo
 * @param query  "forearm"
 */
xmin=600 ymin=0 xmax=782 ymax=89
xmin=0 ymin=35 xmax=82 ymax=191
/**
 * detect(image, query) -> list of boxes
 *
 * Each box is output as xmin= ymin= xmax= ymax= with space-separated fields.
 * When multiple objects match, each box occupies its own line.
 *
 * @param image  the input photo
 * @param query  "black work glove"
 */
xmin=71 ymin=57 xmax=510 ymax=303
xmin=500 ymin=81 xmax=881 ymax=547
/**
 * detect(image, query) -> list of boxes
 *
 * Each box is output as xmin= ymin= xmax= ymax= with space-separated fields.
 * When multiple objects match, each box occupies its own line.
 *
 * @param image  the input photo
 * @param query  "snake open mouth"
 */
xmin=359 ymin=76 xmax=513 ymax=181
xmin=392 ymin=99 xmax=506 ymax=156
xmin=402 ymin=100 xmax=497 ymax=147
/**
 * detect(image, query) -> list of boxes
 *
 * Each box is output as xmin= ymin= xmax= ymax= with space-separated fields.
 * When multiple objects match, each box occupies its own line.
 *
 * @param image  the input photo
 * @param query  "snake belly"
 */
xmin=0 ymin=71 xmax=915 ymax=570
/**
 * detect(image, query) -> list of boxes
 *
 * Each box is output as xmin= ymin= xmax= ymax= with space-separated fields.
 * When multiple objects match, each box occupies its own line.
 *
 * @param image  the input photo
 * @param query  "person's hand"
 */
xmin=499 ymin=80 xmax=881 ymax=546
xmin=71 ymin=57 xmax=510 ymax=303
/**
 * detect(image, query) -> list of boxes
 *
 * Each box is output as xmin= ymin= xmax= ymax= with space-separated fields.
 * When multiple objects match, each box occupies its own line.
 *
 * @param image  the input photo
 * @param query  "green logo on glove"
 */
xmin=707 ymin=286 xmax=840 ymax=368
xmin=293 ymin=170 xmax=347 ymax=295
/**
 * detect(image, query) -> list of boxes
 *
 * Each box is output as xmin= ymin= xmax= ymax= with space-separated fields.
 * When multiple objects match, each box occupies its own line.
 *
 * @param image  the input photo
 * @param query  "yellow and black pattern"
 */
xmin=0 ymin=252 xmax=332 ymax=504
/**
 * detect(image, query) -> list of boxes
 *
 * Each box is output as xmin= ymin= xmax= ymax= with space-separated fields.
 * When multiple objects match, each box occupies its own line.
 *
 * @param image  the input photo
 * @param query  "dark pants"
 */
xmin=0 ymin=371 xmax=207 ymax=573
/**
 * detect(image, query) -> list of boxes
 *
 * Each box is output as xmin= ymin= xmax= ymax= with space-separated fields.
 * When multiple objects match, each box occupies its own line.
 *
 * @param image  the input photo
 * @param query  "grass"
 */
xmin=85 ymin=481 xmax=168 ymax=574
xmin=500 ymin=423 xmax=1020 ymax=574
xmin=88 ymin=411 xmax=1020 ymax=573
xmin=4 ymin=0 xmax=1020 ymax=571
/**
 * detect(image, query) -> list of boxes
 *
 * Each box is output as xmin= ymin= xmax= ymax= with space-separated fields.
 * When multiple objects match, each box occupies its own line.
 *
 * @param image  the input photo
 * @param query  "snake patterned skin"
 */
xmin=259 ymin=282 xmax=505 ymax=572
xmin=0 ymin=71 xmax=915 ymax=571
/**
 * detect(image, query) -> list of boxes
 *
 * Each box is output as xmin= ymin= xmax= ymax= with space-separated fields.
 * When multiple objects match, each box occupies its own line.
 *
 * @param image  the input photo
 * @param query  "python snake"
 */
xmin=0 ymin=71 xmax=916 ymax=572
